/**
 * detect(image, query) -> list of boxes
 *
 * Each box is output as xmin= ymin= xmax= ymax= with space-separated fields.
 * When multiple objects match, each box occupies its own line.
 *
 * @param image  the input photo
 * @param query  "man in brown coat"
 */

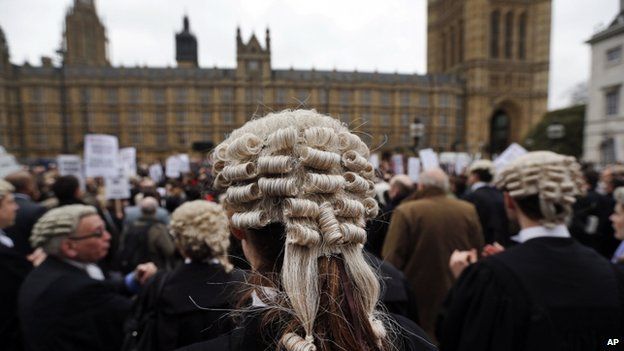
xmin=382 ymin=168 xmax=483 ymax=340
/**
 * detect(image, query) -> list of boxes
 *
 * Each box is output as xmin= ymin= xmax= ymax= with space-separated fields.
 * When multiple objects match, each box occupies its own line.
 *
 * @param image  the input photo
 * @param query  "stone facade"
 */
xmin=583 ymin=7 xmax=624 ymax=164
xmin=0 ymin=0 xmax=551 ymax=161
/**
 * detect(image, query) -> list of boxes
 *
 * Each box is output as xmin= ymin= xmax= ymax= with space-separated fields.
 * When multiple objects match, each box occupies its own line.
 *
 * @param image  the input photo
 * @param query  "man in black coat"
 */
xmin=4 ymin=171 xmax=47 ymax=256
xmin=0 ymin=179 xmax=32 ymax=351
xmin=438 ymin=152 xmax=624 ymax=351
xmin=462 ymin=160 xmax=510 ymax=246
xmin=18 ymin=204 xmax=157 ymax=351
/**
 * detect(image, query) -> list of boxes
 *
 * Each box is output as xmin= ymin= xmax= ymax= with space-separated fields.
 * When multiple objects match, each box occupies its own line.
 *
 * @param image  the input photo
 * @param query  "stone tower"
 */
xmin=236 ymin=28 xmax=272 ymax=80
xmin=63 ymin=0 xmax=109 ymax=66
xmin=175 ymin=16 xmax=198 ymax=68
xmin=427 ymin=0 xmax=551 ymax=154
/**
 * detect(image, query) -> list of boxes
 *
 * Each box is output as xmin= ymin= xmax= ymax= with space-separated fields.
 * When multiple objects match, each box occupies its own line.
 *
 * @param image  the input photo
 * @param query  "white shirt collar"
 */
xmin=61 ymin=258 xmax=105 ymax=280
xmin=0 ymin=229 xmax=14 ymax=248
xmin=14 ymin=193 xmax=31 ymax=201
xmin=510 ymin=224 xmax=571 ymax=244
xmin=471 ymin=182 xmax=488 ymax=191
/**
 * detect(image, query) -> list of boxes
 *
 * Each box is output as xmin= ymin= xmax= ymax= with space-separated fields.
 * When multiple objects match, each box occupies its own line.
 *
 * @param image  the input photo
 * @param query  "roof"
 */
xmin=587 ymin=11 xmax=624 ymax=44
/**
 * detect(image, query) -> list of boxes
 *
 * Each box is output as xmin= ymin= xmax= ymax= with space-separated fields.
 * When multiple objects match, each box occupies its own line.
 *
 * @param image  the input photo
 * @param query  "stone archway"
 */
xmin=488 ymin=100 xmax=521 ymax=156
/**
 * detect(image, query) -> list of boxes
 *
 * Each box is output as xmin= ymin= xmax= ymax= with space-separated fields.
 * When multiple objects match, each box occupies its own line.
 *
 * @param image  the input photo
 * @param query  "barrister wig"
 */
xmin=614 ymin=187 xmax=624 ymax=205
xmin=212 ymin=109 xmax=387 ymax=351
xmin=30 ymin=205 xmax=98 ymax=248
xmin=0 ymin=179 xmax=15 ymax=200
xmin=169 ymin=200 xmax=232 ymax=271
xmin=468 ymin=159 xmax=495 ymax=175
xmin=495 ymin=151 xmax=585 ymax=228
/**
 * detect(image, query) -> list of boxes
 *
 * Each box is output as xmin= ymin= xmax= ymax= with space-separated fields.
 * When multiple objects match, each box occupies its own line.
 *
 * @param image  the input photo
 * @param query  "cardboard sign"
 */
xmin=419 ymin=148 xmax=440 ymax=171
xmin=392 ymin=154 xmax=404 ymax=175
xmin=119 ymin=147 xmax=137 ymax=177
xmin=84 ymin=134 xmax=119 ymax=177
xmin=493 ymin=143 xmax=527 ymax=172
xmin=0 ymin=152 xmax=21 ymax=178
xmin=149 ymin=163 xmax=163 ymax=183
xmin=408 ymin=157 xmax=421 ymax=182
xmin=105 ymin=166 xmax=131 ymax=200
xmin=178 ymin=154 xmax=191 ymax=173
xmin=454 ymin=153 xmax=472 ymax=175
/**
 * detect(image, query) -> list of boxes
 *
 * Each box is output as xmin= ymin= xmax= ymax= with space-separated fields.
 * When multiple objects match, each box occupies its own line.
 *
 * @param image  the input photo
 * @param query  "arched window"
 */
xmin=490 ymin=11 xmax=500 ymax=58
xmin=518 ymin=13 xmax=527 ymax=60
xmin=459 ymin=20 xmax=464 ymax=62
xmin=441 ymin=32 xmax=447 ymax=71
xmin=490 ymin=110 xmax=509 ymax=155
xmin=505 ymin=12 xmax=514 ymax=59
xmin=450 ymin=26 xmax=456 ymax=67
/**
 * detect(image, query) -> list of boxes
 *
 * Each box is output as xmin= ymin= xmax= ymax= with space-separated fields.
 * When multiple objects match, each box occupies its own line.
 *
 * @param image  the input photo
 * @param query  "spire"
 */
xmin=175 ymin=15 xmax=198 ymax=67
xmin=265 ymin=28 xmax=271 ymax=51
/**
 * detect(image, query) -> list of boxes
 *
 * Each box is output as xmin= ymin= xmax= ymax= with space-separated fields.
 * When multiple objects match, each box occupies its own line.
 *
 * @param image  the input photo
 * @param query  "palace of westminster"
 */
xmin=0 ymin=0 xmax=551 ymax=160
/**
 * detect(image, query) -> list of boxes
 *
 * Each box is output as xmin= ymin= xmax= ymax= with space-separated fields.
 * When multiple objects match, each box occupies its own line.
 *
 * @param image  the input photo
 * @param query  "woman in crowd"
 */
xmin=609 ymin=187 xmax=624 ymax=268
xmin=145 ymin=200 xmax=243 ymax=350
xmin=180 ymin=110 xmax=436 ymax=351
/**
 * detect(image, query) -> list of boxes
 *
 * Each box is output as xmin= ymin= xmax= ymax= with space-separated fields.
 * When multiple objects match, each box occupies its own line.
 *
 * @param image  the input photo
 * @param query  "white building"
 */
xmin=584 ymin=3 xmax=624 ymax=164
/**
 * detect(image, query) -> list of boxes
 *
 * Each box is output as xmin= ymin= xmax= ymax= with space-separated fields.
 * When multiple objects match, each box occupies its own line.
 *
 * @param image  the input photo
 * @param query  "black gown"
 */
xmin=177 ymin=310 xmax=437 ymax=351
xmin=437 ymin=237 xmax=624 ymax=351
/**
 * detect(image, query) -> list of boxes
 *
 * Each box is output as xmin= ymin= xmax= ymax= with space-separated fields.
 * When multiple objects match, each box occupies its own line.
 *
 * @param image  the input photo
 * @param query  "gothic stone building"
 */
xmin=0 ymin=0 xmax=551 ymax=161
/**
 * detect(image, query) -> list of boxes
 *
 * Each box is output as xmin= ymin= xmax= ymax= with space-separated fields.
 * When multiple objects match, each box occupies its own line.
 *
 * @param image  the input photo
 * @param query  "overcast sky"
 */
xmin=0 ymin=0 xmax=619 ymax=110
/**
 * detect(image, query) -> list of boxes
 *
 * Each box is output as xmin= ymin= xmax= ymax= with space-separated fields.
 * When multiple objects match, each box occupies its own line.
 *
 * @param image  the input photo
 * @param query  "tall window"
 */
xmin=200 ymin=88 xmax=212 ymax=104
xmin=401 ymin=91 xmax=410 ymax=106
xmin=361 ymin=90 xmax=371 ymax=105
xmin=505 ymin=12 xmax=514 ymax=59
xmin=607 ymin=46 xmax=622 ymax=65
xmin=108 ymin=89 xmax=118 ymax=104
xmin=518 ymin=13 xmax=527 ymax=60
xmin=221 ymin=88 xmax=234 ymax=103
xmin=340 ymin=90 xmax=351 ymax=106
xmin=490 ymin=11 xmax=500 ymax=58
xmin=606 ymin=88 xmax=620 ymax=116
xmin=380 ymin=91 xmax=391 ymax=106
xmin=420 ymin=93 xmax=429 ymax=107
xmin=276 ymin=89 xmax=286 ymax=104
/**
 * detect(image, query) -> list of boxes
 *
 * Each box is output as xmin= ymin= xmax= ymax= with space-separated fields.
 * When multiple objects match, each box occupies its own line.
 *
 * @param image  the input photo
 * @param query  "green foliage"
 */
xmin=522 ymin=104 xmax=585 ymax=158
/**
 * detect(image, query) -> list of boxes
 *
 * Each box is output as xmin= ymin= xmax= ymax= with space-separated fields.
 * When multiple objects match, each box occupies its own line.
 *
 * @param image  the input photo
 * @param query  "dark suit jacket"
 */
xmin=149 ymin=262 xmax=244 ymax=351
xmin=18 ymin=256 xmax=133 ymax=351
xmin=0 ymin=243 xmax=32 ymax=351
xmin=5 ymin=194 xmax=47 ymax=255
xmin=462 ymin=186 xmax=509 ymax=245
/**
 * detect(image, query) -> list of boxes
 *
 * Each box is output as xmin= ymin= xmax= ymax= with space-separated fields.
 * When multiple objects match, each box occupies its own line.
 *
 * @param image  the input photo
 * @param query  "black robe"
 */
xmin=146 ymin=262 xmax=245 ymax=351
xmin=437 ymin=237 xmax=624 ymax=351
xmin=462 ymin=186 xmax=509 ymax=245
xmin=0 ymin=243 xmax=32 ymax=351
xmin=18 ymin=256 xmax=133 ymax=351
xmin=177 ymin=310 xmax=437 ymax=351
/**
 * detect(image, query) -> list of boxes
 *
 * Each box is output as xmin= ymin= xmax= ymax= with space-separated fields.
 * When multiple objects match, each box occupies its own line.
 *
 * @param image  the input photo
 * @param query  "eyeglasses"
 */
xmin=67 ymin=230 xmax=105 ymax=241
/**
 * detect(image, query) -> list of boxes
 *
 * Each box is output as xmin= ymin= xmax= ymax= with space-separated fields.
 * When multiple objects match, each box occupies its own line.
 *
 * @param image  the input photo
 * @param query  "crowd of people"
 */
xmin=1 ymin=109 xmax=624 ymax=351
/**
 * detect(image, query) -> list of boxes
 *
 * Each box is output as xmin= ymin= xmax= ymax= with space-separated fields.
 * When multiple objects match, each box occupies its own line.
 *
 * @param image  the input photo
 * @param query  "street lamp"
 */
xmin=410 ymin=118 xmax=424 ymax=152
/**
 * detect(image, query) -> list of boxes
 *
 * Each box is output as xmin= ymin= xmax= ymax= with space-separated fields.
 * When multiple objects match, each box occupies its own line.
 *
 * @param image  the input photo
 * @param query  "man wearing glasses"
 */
xmin=17 ymin=204 xmax=156 ymax=351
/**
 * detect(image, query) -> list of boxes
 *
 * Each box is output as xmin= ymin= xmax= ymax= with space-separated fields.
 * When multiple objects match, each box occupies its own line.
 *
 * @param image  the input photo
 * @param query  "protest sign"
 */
xmin=493 ymin=143 xmax=527 ymax=172
xmin=419 ymin=148 xmax=440 ymax=171
xmin=57 ymin=155 xmax=82 ymax=177
xmin=178 ymin=154 xmax=191 ymax=173
xmin=0 ymin=151 xmax=21 ymax=178
xmin=408 ymin=157 xmax=421 ymax=182
xmin=149 ymin=163 xmax=163 ymax=183
xmin=105 ymin=166 xmax=131 ymax=200
xmin=119 ymin=147 xmax=137 ymax=177
xmin=84 ymin=134 xmax=119 ymax=177
xmin=392 ymin=154 xmax=404 ymax=175
xmin=165 ymin=155 xmax=181 ymax=178
xmin=369 ymin=153 xmax=380 ymax=170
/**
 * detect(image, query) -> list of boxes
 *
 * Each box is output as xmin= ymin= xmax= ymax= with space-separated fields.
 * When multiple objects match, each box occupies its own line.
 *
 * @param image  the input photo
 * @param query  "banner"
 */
xmin=84 ymin=134 xmax=119 ymax=177
xmin=419 ymin=148 xmax=440 ymax=171
xmin=119 ymin=147 xmax=137 ymax=177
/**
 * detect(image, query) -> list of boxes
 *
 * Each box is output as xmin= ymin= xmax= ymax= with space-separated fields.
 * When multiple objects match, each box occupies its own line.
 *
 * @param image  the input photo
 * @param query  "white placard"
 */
xmin=84 ymin=134 xmax=119 ymax=177
xmin=454 ymin=153 xmax=472 ymax=175
xmin=419 ymin=148 xmax=440 ymax=171
xmin=0 ymin=152 xmax=21 ymax=178
xmin=105 ymin=166 xmax=131 ymax=200
xmin=119 ymin=147 xmax=137 ymax=177
xmin=165 ymin=155 xmax=181 ymax=178
xmin=392 ymin=154 xmax=404 ymax=175
xmin=369 ymin=153 xmax=380 ymax=170
xmin=57 ymin=155 xmax=82 ymax=177
xmin=178 ymin=154 xmax=191 ymax=173
xmin=149 ymin=163 xmax=163 ymax=183
xmin=493 ymin=143 xmax=527 ymax=172
xmin=408 ymin=157 xmax=421 ymax=182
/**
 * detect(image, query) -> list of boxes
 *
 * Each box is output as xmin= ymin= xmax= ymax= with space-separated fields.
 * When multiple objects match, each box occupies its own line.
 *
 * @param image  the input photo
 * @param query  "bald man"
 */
xmin=382 ymin=168 xmax=483 ymax=340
